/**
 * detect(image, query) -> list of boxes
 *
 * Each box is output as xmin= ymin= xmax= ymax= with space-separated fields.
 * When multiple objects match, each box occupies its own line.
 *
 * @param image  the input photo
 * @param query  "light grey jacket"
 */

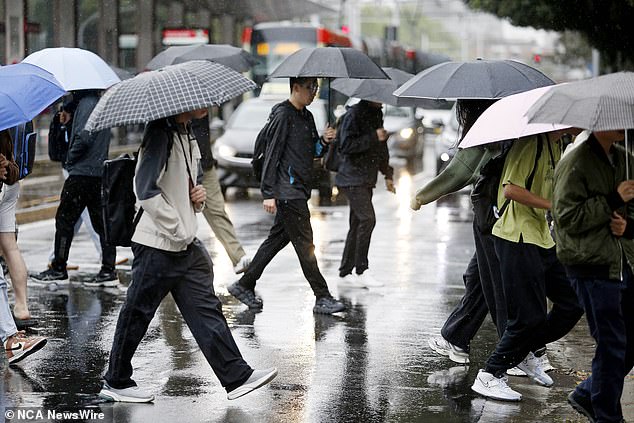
xmin=132 ymin=119 xmax=203 ymax=252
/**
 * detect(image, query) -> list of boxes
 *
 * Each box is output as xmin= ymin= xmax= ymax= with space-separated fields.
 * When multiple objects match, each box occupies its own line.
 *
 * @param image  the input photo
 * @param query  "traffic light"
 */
xmin=533 ymin=54 xmax=542 ymax=64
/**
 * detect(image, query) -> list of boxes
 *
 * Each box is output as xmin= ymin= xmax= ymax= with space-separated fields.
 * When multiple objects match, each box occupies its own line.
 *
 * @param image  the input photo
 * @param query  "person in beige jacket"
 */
xmin=100 ymin=109 xmax=277 ymax=403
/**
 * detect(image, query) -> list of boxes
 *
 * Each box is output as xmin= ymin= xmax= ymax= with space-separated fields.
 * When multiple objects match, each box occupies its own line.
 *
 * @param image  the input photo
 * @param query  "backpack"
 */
xmin=9 ymin=122 xmax=37 ymax=180
xmin=251 ymin=112 xmax=274 ymax=182
xmin=101 ymin=130 xmax=174 ymax=247
xmin=471 ymin=137 xmax=543 ymax=235
xmin=48 ymin=112 xmax=70 ymax=163
xmin=102 ymin=153 xmax=139 ymax=247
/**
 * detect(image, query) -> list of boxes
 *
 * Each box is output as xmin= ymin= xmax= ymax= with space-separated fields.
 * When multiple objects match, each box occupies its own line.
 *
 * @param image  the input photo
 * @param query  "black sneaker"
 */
xmin=567 ymin=390 xmax=596 ymax=423
xmin=228 ymin=281 xmax=263 ymax=309
xmin=84 ymin=270 xmax=119 ymax=288
xmin=313 ymin=296 xmax=345 ymax=314
xmin=30 ymin=269 xmax=69 ymax=285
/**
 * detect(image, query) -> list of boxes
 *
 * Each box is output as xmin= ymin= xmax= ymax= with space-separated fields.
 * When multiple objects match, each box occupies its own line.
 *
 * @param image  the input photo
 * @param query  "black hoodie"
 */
xmin=261 ymin=100 xmax=325 ymax=200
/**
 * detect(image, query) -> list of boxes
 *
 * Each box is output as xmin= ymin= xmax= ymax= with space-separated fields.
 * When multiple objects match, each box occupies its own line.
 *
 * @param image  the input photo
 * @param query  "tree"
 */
xmin=464 ymin=0 xmax=634 ymax=70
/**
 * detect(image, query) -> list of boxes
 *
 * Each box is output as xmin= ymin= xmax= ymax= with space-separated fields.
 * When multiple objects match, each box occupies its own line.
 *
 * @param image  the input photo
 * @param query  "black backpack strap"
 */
xmin=496 ymin=136 xmax=544 ymax=218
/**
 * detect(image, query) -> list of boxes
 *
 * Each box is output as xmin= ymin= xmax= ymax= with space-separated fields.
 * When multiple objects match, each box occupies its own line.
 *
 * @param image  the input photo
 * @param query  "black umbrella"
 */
xmin=146 ymin=44 xmax=258 ymax=73
xmin=393 ymin=59 xmax=554 ymax=105
xmin=269 ymin=47 xmax=388 ymax=123
xmin=331 ymin=67 xmax=413 ymax=106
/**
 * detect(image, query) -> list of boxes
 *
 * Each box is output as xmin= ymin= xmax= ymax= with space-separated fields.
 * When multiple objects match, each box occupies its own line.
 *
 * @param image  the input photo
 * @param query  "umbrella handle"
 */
xmin=327 ymin=78 xmax=331 ymax=126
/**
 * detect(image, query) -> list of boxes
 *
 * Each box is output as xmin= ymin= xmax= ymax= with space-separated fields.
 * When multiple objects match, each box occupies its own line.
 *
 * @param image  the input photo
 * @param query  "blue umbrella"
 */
xmin=0 ymin=62 xmax=66 ymax=131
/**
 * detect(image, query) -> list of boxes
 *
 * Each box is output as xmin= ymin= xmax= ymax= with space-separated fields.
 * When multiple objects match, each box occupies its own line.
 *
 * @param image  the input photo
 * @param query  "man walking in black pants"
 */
xmin=100 ymin=110 xmax=276 ymax=402
xmin=228 ymin=77 xmax=345 ymax=315
xmin=32 ymin=90 xmax=117 ymax=286
xmin=335 ymin=100 xmax=394 ymax=288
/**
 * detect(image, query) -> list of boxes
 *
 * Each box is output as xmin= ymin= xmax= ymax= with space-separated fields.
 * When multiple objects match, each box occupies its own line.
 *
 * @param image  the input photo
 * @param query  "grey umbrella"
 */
xmin=269 ymin=47 xmax=388 ymax=123
xmin=85 ymin=60 xmax=256 ymax=132
xmin=331 ymin=67 xmax=413 ymax=106
xmin=145 ymin=44 xmax=258 ymax=73
xmin=526 ymin=72 xmax=634 ymax=131
xmin=393 ymin=59 xmax=554 ymax=105
xmin=268 ymin=47 xmax=389 ymax=79
xmin=527 ymin=71 xmax=634 ymax=176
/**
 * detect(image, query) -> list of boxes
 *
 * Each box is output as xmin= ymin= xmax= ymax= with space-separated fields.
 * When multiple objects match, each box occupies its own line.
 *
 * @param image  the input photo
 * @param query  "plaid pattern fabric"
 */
xmin=85 ymin=61 xmax=256 ymax=132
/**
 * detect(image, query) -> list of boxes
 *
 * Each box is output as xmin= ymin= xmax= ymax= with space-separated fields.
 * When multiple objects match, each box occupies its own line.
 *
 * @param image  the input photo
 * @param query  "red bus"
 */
xmin=242 ymin=22 xmax=353 ymax=92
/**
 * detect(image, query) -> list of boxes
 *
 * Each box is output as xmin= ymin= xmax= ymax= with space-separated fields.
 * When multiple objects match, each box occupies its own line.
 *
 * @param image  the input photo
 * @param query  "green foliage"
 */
xmin=464 ymin=0 xmax=634 ymax=70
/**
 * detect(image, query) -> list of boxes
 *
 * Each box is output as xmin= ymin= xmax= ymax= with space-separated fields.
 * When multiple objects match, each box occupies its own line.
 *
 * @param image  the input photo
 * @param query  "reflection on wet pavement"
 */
xmin=2 ymin=166 xmax=632 ymax=422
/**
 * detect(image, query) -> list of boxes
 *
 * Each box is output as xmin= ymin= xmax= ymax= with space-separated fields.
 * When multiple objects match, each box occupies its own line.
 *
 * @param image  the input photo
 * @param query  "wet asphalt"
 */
xmin=1 ymin=144 xmax=633 ymax=423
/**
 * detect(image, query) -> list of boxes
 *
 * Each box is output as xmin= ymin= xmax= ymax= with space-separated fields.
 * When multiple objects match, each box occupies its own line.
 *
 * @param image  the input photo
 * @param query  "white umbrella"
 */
xmin=460 ymin=85 xmax=570 ymax=148
xmin=23 ymin=47 xmax=120 ymax=91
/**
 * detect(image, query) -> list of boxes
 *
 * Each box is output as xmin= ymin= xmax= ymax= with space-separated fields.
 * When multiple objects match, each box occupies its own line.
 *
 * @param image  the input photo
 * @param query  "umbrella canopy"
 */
xmin=269 ymin=47 xmax=388 ymax=79
xmin=85 ymin=60 xmax=256 ymax=132
xmin=146 ymin=44 xmax=257 ymax=73
xmin=331 ymin=67 xmax=413 ymax=106
xmin=393 ymin=59 xmax=554 ymax=105
xmin=460 ymin=86 xmax=571 ymax=148
xmin=110 ymin=65 xmax=135 ymax=80
xmin=23 ymin=47 xmax=121 ymax=91
xmin=526 ymin=72 xmax=634 ymax=131
xmin=0 ymin=63 xmax=66 ymax=131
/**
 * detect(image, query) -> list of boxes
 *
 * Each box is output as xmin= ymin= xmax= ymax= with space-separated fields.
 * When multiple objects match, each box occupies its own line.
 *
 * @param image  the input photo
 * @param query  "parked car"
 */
xmin=435 ymin=103 xmax=459 ymax=175
xmin=383 ymin=104 xmax=425 ymax=169
xmin=417 ymin=100 xmax=455 ymax=135
xmin=213 ymin=95 xmax=333 ymax=202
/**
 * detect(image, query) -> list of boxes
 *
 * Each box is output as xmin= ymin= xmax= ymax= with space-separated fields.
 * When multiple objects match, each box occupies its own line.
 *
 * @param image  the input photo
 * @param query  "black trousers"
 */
xmin=441 ymin=220 xmax=507 ymax=352
xmin=239 ymin=199 xmax=331 ymax=298
xmin=52 ymin=175 xmax=115 ymax=272
xmin=339 ymin=186 xmax=375 ymax=277
xmin=104 ymin=239 xmax=252 ymax=391
xmin=485 ymin=237 xmax=583 ymax=377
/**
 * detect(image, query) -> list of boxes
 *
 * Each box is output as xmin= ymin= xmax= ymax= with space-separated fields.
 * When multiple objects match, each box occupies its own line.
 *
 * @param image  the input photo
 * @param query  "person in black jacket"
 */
xmin=335 ymin=100 xmax=394 ymax=288
xmin=228 ymin=77 xmax=345 ymax=315
xmin=32 ymin=90 xmax=117 ymax=287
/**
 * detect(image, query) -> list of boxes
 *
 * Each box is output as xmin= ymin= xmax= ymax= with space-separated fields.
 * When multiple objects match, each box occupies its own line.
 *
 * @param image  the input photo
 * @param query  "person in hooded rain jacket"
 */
xmin=335 ymin=100 xmax=394 ymax=288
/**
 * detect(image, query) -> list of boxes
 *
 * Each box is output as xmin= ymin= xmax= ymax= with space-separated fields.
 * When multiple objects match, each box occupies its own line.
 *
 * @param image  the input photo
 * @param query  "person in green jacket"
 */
xmin=553 ymin=129 xmax=634 ymax=423
xmin=412 ymin=99 xmax=509 ymax=365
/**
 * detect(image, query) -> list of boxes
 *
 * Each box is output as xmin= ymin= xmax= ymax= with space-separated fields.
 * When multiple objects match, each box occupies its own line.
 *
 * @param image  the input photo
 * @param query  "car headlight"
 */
xmin=399 ymin=127 xmax=414 ymax=139
xmin=216 ymin=143 xmax=237 ymax=158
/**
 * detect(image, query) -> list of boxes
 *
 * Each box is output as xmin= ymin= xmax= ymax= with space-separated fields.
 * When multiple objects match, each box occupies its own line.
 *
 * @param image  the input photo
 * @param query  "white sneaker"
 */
xmin=356 ymin=272 xmax=384 ymax=287
xmin=227 ymin=367 xmax=277 ymax=400
xmin=428 ymin=336 xmax=470 ymax=364
xmin=471 ymin=370 xmax=522 ymax=402
xmin=99 ymin=382 xmax=154 ymax=403
xmin=539 ymin=353 xmax=555 ymax=372
xmin=233 ymin=256 xmax=251 ymax=274
xmin=338 ymin=274 xmax=365 ymax=288
xmin=506 ymin=367 xmax=527 ymax=377
xmin=516 ymin=352 xmax=553 ymax=387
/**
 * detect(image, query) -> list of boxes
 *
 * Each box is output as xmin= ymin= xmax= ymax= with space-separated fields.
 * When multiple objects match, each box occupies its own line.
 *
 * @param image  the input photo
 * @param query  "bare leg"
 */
xmin=0 ymin=233 xmax=30 ymax=320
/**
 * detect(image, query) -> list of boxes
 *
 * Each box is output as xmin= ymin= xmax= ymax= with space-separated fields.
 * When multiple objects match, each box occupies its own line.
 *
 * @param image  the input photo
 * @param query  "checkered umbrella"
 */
xmin=85 ymin=60 xmax=256 ymax=132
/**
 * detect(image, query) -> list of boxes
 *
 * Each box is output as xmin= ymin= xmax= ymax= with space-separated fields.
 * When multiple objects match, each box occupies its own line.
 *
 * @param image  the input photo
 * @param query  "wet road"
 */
xmin=2 ymin=155 xmax=633 ymax=422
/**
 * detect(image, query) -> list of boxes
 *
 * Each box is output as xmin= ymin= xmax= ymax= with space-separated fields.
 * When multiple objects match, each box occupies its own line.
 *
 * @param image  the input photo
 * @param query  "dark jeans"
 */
xmin=104 ymin=239 xmax=252 ymax=391
xmin=485 ymin=237 xmax=583 ymax=377
xmin=238 ymin=199 xmax=331 ymax=298
xmin=52 ymin=175 xmax=115 ymax=272
xmin=339 ymin=186 xmax=375 ymax=277
xmin=441 ymin=221 xmax=507 ymax=352
xmin=571 ymin=266 xmax=634 ymax=423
